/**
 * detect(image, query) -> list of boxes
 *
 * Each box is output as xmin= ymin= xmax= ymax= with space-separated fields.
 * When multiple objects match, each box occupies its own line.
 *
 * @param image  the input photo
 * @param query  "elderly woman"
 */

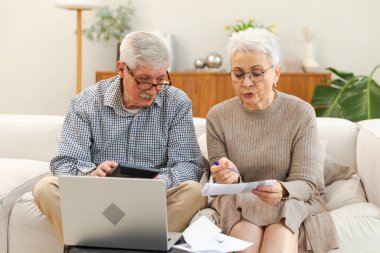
xmin=206 ymin=28 xmax=338 ymax=253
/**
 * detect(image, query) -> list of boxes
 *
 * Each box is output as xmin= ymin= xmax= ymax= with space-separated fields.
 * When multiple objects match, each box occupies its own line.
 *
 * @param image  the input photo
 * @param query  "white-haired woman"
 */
xmin=206 ymin=28 xmax=338 ymax=253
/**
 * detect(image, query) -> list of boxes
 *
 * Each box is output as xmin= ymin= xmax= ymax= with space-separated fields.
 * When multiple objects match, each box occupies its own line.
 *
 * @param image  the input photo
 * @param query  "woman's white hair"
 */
xmin=119 ymin=31 xmax=171 ymax=70
xmin=228 ymin=28 xmax=281 ymax=66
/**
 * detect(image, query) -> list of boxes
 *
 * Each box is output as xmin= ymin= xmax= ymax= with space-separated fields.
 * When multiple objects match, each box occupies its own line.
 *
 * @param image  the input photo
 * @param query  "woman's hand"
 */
xmin=252 ymin=181 xmax=288 ymax=205
xmin=210 ymin=157 xmax=240 ymax=184
xmin=90 ymin=161 xmax=118 ymax=177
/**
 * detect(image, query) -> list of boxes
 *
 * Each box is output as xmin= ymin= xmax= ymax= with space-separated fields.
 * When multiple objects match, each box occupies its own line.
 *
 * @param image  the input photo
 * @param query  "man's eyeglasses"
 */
xmin=124 ymin=64 xmax=172 ymax=91
xmin=230 ymin=65 xmax=274 ymax=85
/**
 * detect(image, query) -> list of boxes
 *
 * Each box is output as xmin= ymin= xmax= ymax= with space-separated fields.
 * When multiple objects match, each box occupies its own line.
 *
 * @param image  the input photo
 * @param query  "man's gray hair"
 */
xmin=228 ymin=28 xmax=281 ymax=66
xmin=119 ymin=31 xmax=171 ymax=70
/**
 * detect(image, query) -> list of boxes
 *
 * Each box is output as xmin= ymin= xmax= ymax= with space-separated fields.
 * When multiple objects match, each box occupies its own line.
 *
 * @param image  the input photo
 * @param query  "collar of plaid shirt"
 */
xmin=103 ymin=76 xmax=164 ymax=116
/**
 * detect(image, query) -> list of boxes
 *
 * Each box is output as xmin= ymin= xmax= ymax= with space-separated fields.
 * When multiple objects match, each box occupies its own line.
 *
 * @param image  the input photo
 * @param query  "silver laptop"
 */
xmin=59 ymin=176 xmax=182 ymax=251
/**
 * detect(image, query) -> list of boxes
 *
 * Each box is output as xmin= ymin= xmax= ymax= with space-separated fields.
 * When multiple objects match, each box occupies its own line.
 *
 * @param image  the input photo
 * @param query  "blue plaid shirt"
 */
xmin=51 ymin=76 xmax=205 ymax=188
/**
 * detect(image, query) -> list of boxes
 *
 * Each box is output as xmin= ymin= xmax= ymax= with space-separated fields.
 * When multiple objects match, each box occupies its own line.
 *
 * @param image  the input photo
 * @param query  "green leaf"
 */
xmin=315 ymin=103 xmax=343 ymax=118
xmin=329 ymin=78 xmax=346 ymax=88
xmin=341 ymin=91 xmax=368 ymax=121
xmin=367 ymin=64 xmax=380 ymax=119
xmin=369 ymin=79 xmax=380 ymax=118
xmin=311 ymin=85 xmax=340 ymax=108
xmin=326 ymin=67 xmax=355 ymax=81
xmin=312 ymin=65 xmax=380 ymax=121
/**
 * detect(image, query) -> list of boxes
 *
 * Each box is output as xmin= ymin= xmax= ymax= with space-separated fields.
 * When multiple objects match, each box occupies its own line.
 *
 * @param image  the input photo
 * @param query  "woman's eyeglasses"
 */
xmin=230 ymin=65 xmax=273 ymax=85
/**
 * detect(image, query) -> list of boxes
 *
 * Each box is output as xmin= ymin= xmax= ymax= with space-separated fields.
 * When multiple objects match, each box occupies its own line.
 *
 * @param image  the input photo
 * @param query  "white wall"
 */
xmin=1 ymin=0 xmax=379 ymax=115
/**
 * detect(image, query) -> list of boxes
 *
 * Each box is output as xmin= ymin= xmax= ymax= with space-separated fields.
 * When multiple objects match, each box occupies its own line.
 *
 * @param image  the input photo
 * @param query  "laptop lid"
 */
xmin=59 ymin=176 xmax=181 ymax=251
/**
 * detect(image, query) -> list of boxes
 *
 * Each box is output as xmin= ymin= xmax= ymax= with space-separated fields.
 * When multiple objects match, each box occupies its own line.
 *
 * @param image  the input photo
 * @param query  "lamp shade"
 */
xmin=55 ymin=0 xmax=102 ymax=10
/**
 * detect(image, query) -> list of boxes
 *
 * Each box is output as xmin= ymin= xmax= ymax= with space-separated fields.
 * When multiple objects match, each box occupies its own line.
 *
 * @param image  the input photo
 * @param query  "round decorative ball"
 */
xmin=193 ymin=58 xmax=206 ymax=68
xmin=205 ymin=53 xmax=223 ymax=68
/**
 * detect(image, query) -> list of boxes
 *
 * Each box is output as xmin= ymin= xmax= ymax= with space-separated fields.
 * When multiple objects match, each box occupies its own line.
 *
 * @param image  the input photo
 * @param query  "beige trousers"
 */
xmin=33 ymin=176 xmax=207 ymax=244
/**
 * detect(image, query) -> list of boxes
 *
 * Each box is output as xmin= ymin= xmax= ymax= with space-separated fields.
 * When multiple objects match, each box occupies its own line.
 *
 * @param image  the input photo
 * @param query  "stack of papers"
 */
xmin=202 ymin=180 xmax=277 ymax=196
xmin=172 ymin=216 xmax=252 ymax=252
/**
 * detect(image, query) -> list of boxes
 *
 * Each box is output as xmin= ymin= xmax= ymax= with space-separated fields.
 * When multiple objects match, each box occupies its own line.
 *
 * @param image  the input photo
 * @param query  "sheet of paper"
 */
xmin=202 ymin=180 xmax=277 ymax=196
xmin=214 ymin=233 xmax=253 ymax=252
xmin=191 ymin=233 xmax=253 ymax=252
xmin=174 ymin=215 xmax=253 ymax=252
xmin=172 ymin=243 xmax=222 ymax=253
xmin=182 ymin=216 xmax=221 ymax=247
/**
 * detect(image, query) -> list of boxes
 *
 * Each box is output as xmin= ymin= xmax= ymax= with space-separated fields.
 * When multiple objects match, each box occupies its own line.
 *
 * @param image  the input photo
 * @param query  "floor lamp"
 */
xmin=55 ymin=0 xmax=102 ymax=94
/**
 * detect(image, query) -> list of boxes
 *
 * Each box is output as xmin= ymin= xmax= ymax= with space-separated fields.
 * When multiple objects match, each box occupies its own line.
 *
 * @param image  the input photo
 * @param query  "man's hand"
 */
xmin=252 ymin=181 xmax=288 ymax=205
xmin=210 ymin=157 xmax=240 ymax=184
xmin=90 ymin=161 xmax=118 ymax=177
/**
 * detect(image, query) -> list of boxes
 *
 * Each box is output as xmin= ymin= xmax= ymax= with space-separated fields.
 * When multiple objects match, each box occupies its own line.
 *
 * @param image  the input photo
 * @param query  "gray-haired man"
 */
xmin=33 ymin=31 xmax=207 ymax=244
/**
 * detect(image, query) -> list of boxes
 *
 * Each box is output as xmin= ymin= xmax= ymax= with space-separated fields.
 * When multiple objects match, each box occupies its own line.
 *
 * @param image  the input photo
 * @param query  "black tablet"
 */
xmin=108 ymin=163 xmax=160 ymax=179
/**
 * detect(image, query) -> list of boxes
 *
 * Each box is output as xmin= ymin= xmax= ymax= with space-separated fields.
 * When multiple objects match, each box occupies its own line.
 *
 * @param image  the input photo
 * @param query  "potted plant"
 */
xmin=225 ymin=19 xmax=276 ymax=34
xmin=311 ymin=65 xmax=380 ymax=122
xmin=83 ymin=2 xmax=134 ymax=60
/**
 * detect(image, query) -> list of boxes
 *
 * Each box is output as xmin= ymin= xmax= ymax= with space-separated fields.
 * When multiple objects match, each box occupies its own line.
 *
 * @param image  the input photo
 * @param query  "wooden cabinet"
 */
xmin=96 ymin=71 xmax=330 ymax=118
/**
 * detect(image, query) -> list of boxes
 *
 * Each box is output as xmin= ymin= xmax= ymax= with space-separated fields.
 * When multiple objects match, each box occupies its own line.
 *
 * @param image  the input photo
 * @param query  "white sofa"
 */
xmin=1 ymin=114 xmax=380 ymax=253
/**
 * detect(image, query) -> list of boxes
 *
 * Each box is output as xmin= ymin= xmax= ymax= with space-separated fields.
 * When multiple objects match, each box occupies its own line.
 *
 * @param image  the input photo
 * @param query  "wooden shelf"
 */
xmin=96 ymin=71 xmax=331 ymax=118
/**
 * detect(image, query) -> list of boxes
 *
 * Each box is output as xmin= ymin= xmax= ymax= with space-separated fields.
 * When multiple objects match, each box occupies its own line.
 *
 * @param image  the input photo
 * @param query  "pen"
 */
xmin=213 ymin=161 xmax=240 ymax=174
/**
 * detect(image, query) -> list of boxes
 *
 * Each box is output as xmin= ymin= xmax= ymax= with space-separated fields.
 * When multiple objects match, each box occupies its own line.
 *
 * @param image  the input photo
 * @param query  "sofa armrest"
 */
xmin=357 ymin=119 xmax=380 ymax=208
xmin=0 ymin=158 xmax=51 ymax=253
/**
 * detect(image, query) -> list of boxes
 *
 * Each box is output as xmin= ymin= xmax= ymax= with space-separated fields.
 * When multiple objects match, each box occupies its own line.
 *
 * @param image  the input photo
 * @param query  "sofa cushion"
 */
xmin=313 ymin=139 xmax=327 ymax=195
xmin=0 ymin=115 xmax=63 ymax=162
xmin=324 ymin=174 xmax=367 ymax=211
xmin=193 ymin=117 xmax=206 ymax=137
xmin=323 ymin=154 xmax=356 ymax=186
xmin=329 ymin=202 xmax=380 ymax=252
xmin=8 ymin=192 xmax=62 ymax=253
xmin=197 ymin=133 xmax=211 ymax=185
xmin=358 ymin=119 xmax=380 ymax=136
xmin=197 ymin=132 xmax=208 ymax=161
xmin=0 ymin=158 xmax=50 ymax=253
xmin=322 ymin=152 xmax=366 ymax=211
xmin=356 ymin=120 xmax=380 ymax=208
xmin=317 ymin=117 xmax=359 ymax=171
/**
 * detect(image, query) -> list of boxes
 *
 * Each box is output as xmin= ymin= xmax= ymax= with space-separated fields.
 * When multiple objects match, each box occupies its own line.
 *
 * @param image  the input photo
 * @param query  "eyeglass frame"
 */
xmin=230 ymin=65 xmax=274 ymax=84
xmin=124 ymin=63 xmax=172 ymax=91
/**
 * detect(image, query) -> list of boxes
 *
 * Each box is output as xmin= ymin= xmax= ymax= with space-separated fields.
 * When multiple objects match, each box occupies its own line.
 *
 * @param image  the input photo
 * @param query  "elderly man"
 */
xmin=33 ymin=31 xmax=207 ymax=244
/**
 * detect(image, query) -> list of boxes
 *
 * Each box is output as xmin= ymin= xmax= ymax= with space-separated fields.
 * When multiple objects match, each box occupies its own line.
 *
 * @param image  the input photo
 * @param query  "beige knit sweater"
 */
xmin=206 ymin=91 xmax=338 ymax=253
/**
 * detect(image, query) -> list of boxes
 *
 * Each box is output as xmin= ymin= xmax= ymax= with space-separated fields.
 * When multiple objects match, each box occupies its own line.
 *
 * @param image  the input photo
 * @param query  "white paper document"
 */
xmin=202 ymin=180 xmax=277 ymax=196
xmin=172 ymin=216 xmax=252 ymax=252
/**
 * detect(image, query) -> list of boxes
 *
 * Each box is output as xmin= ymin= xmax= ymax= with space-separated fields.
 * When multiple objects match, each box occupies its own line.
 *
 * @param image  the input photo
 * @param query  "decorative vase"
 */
xmin=302 ymin=42 xmax=319 ymax=72
xmin=302 ymin=28 xmax=319 ymax=72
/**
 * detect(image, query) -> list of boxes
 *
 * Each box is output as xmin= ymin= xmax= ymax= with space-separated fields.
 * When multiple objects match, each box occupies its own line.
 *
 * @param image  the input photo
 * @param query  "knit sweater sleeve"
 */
xmin=281 ymin=106 xmax=319 ymax=201
xmin=206 ymin=104 xmax=228 ymax=165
